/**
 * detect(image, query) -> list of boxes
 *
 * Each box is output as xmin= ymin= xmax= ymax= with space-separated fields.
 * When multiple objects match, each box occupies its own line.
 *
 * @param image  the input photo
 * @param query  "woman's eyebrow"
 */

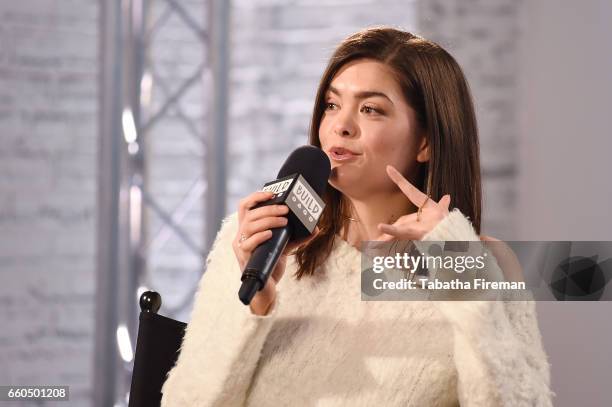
xmin=328 ymin=85 xmax=394 ymax=105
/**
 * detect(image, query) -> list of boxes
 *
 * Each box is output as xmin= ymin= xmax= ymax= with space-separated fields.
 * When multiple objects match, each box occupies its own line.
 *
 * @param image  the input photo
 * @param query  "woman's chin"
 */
xmin=329 ymin=171 xmax=368 ymax=196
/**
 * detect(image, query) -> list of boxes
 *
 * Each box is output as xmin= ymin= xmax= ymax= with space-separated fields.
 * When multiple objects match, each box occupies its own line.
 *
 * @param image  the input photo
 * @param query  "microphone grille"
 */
xmin=277 ymin=145 xmax=331 ymax=196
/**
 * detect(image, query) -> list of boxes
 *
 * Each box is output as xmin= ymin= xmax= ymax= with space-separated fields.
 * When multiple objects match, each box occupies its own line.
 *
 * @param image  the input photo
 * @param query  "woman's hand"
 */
xmin=232 ymin=191 xmax=318 ymax=316
xmin=377 ymin=165 xmax=451 ymax=241
xmin=232 ymin=191 xmax=287 ymax=315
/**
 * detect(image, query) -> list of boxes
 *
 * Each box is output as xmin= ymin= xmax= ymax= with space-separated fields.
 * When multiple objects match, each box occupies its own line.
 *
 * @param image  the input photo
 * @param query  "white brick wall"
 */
xmin=0 ymin=1 xmax=522 ymax=405
xmin=0 ymin=0 xmax=98 ymax=405
xmin=418 ymin=0 xmax=521 ymax=237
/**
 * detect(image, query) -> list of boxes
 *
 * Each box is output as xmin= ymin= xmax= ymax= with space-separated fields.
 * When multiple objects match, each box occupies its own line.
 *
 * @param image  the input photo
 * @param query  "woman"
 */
xmin=161 ymin=28 xmax=553 ymax=406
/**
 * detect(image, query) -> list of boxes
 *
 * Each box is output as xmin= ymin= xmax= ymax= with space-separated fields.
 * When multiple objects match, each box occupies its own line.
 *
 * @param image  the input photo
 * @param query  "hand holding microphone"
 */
xmin=232 ymin=146 xmax=331 ymax=314
xmin=232 ymin=193 xmax=319 ymax=315
xmin=232 ymin=192 xmax=291 ymax=315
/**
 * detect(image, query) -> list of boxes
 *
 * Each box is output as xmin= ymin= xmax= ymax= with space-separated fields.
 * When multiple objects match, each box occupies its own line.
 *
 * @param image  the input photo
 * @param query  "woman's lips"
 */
xmin=329 ymin=147 xmax=360 ymax=162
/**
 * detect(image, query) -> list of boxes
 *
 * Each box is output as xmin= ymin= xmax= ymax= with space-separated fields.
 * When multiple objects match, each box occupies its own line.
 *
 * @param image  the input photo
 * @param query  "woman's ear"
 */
xmin=416 ymin=135 xmax=430 ymax=163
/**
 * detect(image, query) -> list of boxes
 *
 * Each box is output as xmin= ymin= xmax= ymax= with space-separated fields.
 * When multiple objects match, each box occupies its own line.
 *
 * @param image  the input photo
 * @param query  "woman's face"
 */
xmin=319 ymin=58 xmax=427 ymax=199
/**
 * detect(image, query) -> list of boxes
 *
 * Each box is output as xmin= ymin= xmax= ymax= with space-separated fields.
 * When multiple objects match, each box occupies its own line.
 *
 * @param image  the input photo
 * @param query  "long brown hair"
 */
xmin=294 ymin=27 xmax=482 ymax=279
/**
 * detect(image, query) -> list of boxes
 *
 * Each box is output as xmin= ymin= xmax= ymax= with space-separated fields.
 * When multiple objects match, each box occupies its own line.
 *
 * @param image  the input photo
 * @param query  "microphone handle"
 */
xmin=238 ymin=225 xmax=292 ymax=305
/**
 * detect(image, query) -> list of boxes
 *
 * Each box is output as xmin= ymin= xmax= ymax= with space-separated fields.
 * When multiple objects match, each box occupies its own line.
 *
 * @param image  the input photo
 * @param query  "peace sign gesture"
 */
xmin=377 ymin=165 xmax=451 ymax=241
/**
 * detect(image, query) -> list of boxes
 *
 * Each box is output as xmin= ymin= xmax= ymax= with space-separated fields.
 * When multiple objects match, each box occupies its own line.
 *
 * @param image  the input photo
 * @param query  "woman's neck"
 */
xmin=341 ymin=191 xmax=417 ymax=249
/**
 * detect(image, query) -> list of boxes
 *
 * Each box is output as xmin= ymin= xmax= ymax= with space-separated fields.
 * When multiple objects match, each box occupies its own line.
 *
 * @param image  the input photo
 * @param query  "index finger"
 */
xmin=386 ymin=165 xmax=430 ymax=207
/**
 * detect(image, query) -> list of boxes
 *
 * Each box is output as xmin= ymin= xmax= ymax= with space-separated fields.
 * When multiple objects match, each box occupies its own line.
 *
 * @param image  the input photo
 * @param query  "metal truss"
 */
xmin=96 ymin=0 xmax=228 ymax=406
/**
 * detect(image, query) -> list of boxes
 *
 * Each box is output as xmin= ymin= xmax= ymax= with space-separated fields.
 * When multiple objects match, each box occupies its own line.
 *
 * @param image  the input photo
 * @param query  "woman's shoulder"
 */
xmin=201 ymin=212 xmax=240 ymax=275
xmin=208 ymin=212 xmax=239 ymax=252
xmin=219 ymin=211 xmax=239 ymax=236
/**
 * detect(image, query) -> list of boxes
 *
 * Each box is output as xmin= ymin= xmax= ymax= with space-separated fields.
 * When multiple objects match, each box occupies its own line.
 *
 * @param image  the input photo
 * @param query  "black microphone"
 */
xmin=238 ymin=145 xmax=331 ymax=305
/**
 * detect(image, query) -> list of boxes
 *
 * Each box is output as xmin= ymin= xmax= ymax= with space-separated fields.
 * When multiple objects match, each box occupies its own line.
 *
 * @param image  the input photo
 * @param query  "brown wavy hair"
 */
xmin=293 ymin=27 xmax=482 ymax=279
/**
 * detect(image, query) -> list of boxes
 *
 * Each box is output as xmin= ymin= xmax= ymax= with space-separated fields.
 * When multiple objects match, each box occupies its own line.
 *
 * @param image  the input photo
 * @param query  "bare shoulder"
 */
xmin=479 ymin=235 xmax=525 ymax=282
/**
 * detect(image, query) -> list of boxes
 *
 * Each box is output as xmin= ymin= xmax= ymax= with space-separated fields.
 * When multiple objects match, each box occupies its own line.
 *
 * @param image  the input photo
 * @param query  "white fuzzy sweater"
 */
xmin=161 ymin=209 xmax=554 ymax=406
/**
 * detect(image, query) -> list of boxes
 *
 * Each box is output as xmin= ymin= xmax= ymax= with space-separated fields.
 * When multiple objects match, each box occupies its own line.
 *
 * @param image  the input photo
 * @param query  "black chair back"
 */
xmin=128 ymin=291 xmax=186 ymax=407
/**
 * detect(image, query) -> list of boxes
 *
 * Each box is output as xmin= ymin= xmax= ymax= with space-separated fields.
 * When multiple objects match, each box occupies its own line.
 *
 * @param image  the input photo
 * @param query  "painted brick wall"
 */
xmin=0 ymin=1 xmax=521 ymax=405
xmin=0 ymin=0 xmax=98 ymax=405
xmin=418 ymin=0 xmax=521 ymax=237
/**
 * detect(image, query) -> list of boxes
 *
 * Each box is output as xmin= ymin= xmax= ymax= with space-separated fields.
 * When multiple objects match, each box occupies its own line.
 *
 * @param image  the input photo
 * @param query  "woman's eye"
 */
xmin=325 ymin=102 xmax=338 ymax=111
xmin=361 ymin=105 xmax=380 ymax=114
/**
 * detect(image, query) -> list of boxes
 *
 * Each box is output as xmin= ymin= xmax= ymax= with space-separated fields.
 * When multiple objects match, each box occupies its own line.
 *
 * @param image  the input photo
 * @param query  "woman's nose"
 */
xmin=333 ymin=110 xmax=357 ymax=137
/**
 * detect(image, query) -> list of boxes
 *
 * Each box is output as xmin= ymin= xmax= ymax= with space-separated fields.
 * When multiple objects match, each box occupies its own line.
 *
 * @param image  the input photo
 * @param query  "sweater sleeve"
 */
xmin=421 ymin=209 xmax=554 ymax=407
xmin=160 ymin=212 xmax=279 ymax=407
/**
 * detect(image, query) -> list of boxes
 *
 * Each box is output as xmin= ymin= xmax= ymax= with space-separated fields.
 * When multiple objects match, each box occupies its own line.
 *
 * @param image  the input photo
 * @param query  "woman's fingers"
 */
xmin=386 ymin=165 xmax=432 ymax=208
xmin=234 ymin=192 xmax=291 ymax=287
xmin=438 ymin=194 xmax=451 ymax=212
xmin=378 ymin=223 xmax=398 ymax=235
xmin=377 ymin=222 xmax=420 ymax=240
xmin=242 ymin=216 xmax=288 ymax=237
xmin=237 ymin=229 xmax=274 ymax=253
xmin=244 ymin=204 xmax=289 ymax=222
xmin=376 ymin=232 xmax=397 ymax=242
xmin=238 ymin=191 xmax=275 ymax=221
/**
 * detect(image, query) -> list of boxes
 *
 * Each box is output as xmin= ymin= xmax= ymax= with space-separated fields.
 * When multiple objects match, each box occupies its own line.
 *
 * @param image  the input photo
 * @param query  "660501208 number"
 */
xmin=1 ymin=386 xmax=69 ymax=401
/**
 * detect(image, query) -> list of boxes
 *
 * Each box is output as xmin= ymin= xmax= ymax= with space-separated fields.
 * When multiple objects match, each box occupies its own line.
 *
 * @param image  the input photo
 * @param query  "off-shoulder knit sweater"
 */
xmin=161 ymin=209 xmax=554 ymax=407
